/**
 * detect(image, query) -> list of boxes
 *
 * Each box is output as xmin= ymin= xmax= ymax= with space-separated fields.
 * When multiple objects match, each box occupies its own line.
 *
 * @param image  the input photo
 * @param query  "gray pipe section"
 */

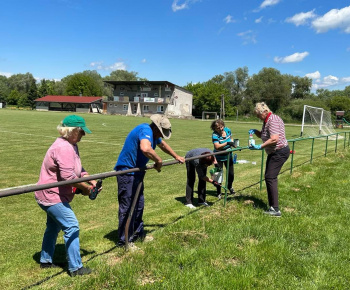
xmin=0 ymin=149 xmax=240 ymax=198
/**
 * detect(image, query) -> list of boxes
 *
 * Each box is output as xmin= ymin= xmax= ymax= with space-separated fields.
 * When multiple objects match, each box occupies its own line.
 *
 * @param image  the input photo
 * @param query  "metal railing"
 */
xmin=1 ymin=131 xmax=349 ymax=203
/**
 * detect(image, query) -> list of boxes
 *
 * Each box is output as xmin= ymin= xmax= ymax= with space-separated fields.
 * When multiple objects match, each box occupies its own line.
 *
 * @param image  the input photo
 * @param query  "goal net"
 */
xmin=301 ymin=105 xmax=340 ymax=139
xmin=202 ymin=111 xmax=217 ymax=121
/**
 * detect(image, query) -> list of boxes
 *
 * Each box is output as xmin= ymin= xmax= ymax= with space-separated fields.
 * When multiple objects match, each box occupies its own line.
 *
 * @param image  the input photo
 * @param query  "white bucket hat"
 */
xmin=150 ymin=114 xmax=172 ymax=139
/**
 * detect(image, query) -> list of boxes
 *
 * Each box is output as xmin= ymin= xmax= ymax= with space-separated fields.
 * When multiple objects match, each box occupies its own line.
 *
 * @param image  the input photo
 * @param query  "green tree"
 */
xmin=65 ymin=73 xmax=103 ymax=96
xmin=290 ymin=76 xmax=312 ymax=99
xmin=327 ymin=96 xmax=350 ymax=112
xmin=185 ymin=81 xmax=230 ymax=117
xmin=27 ymin=80 xmax=39 ymax=109
xmin=104 ymin=70 xmax=143 ymax=81
xmin=6 ymin=89 xmax=21 ymax=105
xmin=245 ymin=67 xmax=291 ymax=113
xmin=7 ymin=73 xmax=36 ymax=95
xmin=0 ymin=75 xmax=10 ymax=102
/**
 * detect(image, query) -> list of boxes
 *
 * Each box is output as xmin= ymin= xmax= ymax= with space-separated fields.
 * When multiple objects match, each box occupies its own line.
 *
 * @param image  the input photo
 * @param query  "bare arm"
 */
xmin=261 ymin=134 xmax=279 ymax=149
xmin=140 ymin=139 xmax=163 ymax=172
xmin=157 ymin=140 xmax=185 ymax=163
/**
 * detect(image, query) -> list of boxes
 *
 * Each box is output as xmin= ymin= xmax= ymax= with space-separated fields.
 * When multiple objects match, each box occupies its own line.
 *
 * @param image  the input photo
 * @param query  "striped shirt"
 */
xmin=212 ymin=127 xmax=232 ymax=161
xmin=261 ymin=113 xmax=288 ymax=155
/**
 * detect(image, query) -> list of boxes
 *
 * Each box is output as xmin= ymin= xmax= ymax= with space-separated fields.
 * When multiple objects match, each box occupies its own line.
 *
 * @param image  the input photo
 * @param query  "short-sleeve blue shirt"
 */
xmin=114 ymin=123 xmax=162 ymax=173
xmin=212 ymin=127 xmax=232 ymax=161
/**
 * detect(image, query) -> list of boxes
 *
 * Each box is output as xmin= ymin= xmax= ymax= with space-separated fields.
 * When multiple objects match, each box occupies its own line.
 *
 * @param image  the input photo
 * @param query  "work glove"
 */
xmin=211 ymin=180 xmax=221 ymax=189
xmin=226 ymin=141 xmax=235 ymax=147
xmin=249 ymin=144 xmax=262 ymax=150
xmin=248 ymin=129 xmax=256 ymax=135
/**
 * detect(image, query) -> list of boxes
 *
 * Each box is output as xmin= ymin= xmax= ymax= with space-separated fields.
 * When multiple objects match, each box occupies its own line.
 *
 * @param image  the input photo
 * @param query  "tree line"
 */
xmin=1 ymin=67 xmax=349 ymax=121
xmin=184 ymin=67 xmax=350 ymax=121
xmin=0 ymin=70 xmax=144 ymax=109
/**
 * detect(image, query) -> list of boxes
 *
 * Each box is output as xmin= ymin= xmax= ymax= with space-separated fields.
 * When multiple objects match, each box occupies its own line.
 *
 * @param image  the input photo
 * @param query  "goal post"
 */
xmin=301 ymin=105 xmax=339 ymax=139
xmin=202 ymin=111 xmax=218 ymax=121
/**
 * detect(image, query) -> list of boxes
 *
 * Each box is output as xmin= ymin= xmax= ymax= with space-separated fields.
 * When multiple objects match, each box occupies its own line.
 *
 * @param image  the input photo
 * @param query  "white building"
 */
xmin=103 ymin=81 xmax=193 ymax=118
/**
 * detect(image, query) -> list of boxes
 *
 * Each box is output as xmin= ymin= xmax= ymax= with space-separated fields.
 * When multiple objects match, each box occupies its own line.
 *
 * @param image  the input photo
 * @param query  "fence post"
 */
xmin=290 ymin=141 xmax=295 ymax=174
xmin=224 ymin=154 xmax=230 ymax=207
xmin=344 ymin=132 xmax=347 ymax=149
xmin=259 ymin=150 xmax=264 ymax=191
xmin=325 ymin=136 xmax=329 ymax=157
xmin=335 ymin=133 xmax=338 ymax=153
xmin=311 ymin=138 xmax=315 ymax=164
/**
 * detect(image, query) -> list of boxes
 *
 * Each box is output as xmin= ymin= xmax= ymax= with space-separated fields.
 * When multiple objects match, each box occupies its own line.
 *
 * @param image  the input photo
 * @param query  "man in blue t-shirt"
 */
xmin=114 ymin=114 xmax=185 ymax=246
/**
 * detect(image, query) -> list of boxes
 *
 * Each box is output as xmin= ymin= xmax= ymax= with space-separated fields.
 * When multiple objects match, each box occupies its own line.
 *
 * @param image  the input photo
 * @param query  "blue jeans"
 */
xmin=38 ymin=202 xmax=83 ymax=272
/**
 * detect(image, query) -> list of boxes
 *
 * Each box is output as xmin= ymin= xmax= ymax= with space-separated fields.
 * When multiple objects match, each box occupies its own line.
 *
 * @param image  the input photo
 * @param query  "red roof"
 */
xmin=35 ymin=95 xmax=102 ymax=104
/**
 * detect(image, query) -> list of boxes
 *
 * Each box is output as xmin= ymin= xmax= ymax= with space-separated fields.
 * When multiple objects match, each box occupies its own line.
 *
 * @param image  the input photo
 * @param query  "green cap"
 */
xmin=62 ymin=115 xmax=92 ymax=134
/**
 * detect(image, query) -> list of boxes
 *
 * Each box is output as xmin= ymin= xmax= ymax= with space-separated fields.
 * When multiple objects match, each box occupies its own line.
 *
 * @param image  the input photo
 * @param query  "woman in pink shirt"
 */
xmin=35 ymin=115 xmax=99 ymax=277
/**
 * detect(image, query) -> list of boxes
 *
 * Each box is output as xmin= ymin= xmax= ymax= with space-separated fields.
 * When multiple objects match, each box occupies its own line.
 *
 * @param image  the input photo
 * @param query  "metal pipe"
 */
xmin=0 ymin=150 xmax=235 ymax=198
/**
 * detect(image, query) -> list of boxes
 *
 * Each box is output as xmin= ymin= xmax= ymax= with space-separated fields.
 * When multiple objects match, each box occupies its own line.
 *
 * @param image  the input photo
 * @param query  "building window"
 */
xmin=123 ymin=104 xmax=128 ymax=111
xmin=114 ymin=104 xmax=118 ymax=107
xmin=143 ymin=105 xmax=149 ymax=112
xmin=157 ymin=105 xmax=164 ymax=113
xmin=120 ymin=92 xmax=124 ymax=96
xmin=109 ymin=103 xmax=113 ymax=107
xmin=154 ymin=93 xmax=158 ymax=97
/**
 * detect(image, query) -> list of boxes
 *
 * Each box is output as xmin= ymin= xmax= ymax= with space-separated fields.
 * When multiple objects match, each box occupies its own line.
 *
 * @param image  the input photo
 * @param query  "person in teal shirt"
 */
xmin=211 ymin=119 xmax=236 ymax=198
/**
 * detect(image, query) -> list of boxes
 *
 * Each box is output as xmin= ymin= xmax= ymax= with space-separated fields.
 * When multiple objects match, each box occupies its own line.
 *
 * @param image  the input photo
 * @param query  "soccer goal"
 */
xmin=202 ymin=111 xmax=218 ymax=121
xmin=301 ymin=105 xmax=339 ymax=139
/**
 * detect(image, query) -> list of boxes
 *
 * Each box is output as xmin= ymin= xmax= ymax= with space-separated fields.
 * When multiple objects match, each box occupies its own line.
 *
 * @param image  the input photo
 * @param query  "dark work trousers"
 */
xmin=216 ymin=157 xmax=234 ymax=195
xmin=186 ymin=161 xmax=207 ymax=205
xmin=117 ymin=172 xmax=145 ymax=245
xmin=265 ymin=146 xmax=290 ymax=208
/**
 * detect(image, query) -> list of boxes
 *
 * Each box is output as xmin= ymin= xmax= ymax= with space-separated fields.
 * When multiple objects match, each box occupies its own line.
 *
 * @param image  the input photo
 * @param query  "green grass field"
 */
xmin=0 ymin=109 xmax=350 ymax=289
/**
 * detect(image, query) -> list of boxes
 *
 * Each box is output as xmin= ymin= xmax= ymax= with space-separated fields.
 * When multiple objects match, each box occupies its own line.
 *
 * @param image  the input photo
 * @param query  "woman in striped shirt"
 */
xmin=249 ymin=102 xmax=290 ymax=217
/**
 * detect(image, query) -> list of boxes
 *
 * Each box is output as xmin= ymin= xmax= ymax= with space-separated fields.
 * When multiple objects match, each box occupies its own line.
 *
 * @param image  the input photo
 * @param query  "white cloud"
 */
xmin=237 ymin=30 xmax=257 ymax=44
xmin=341 ymin=77 xmax=350 ymax=83
xmin=285 ymin=10 xmax=316 ymax=26
xmin=274 ymin=51 xmax=309 ymax=63
xmin=109 ymin=62 xmax=127 ymax=71
xmin=0 ymin=72 xmax=12 ymax=78
xmin=307 ymin=72 xmax=350 ymax=90
xmin=90 ymin=61 xmax=127 ymax=71
xmin=141 ymin=59 xmax=147 ymax=63
xmin=224 ymin=15 xmax=235 ymax=24
xmin=260 ymin=0 xmax=280 ymax=9
xmin=312 ymin=5 xmax=350 ymax=33
xmin=305 ymin=71 xmax=321 ymax=80
xmin=172 ymin=0 xmax=200 ymax=12
xmin=255 ymin=17 xmax=263 ymax=23
xmin=323 ymin=75 xmax=339 ymax=86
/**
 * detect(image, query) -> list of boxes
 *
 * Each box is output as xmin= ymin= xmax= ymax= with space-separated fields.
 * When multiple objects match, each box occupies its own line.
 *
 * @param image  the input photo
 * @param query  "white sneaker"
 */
xmin=185 ymin=204 xmax=196 ymax=209
xmin=198 ymin=202 xmax=209 ymax=207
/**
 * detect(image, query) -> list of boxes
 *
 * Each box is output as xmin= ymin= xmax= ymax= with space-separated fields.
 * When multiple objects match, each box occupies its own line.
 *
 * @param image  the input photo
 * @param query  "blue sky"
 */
xmin=1 ymin=0 xmax=349 ymax=92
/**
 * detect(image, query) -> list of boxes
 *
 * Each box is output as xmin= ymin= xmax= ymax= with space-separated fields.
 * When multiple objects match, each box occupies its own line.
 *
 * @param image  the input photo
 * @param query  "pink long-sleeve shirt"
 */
xmin=35 ymin=137 xmax=87 ymax=206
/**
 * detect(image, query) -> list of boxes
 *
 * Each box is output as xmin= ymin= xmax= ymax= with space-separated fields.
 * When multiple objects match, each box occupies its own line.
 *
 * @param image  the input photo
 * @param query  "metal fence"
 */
xmin=1 ymin=131 xmax=349 ymax=202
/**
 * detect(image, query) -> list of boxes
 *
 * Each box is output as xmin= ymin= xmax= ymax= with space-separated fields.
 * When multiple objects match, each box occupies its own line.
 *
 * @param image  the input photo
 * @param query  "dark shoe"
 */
xmin=229 ymin=188 xmax=236 ymax=195
xmin=263 ymin=207 xmax=281 ymax=217
xmin=40 ymin=262 xmax=60 ymax=269
xmin=70 ymin=267 xmax=92 ymax=277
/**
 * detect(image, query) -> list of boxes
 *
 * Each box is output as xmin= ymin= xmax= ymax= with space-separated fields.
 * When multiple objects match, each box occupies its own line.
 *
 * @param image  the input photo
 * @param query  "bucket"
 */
xmin=210 ymin=167 xmax=223 ymax=183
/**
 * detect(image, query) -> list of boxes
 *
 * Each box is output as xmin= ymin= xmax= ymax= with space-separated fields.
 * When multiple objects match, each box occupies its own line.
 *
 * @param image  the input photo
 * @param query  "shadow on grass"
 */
xmin=25 ymin=187 xmax=266 ymax=289
xmin=24 ymin=245 xmax=96 ymax=289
